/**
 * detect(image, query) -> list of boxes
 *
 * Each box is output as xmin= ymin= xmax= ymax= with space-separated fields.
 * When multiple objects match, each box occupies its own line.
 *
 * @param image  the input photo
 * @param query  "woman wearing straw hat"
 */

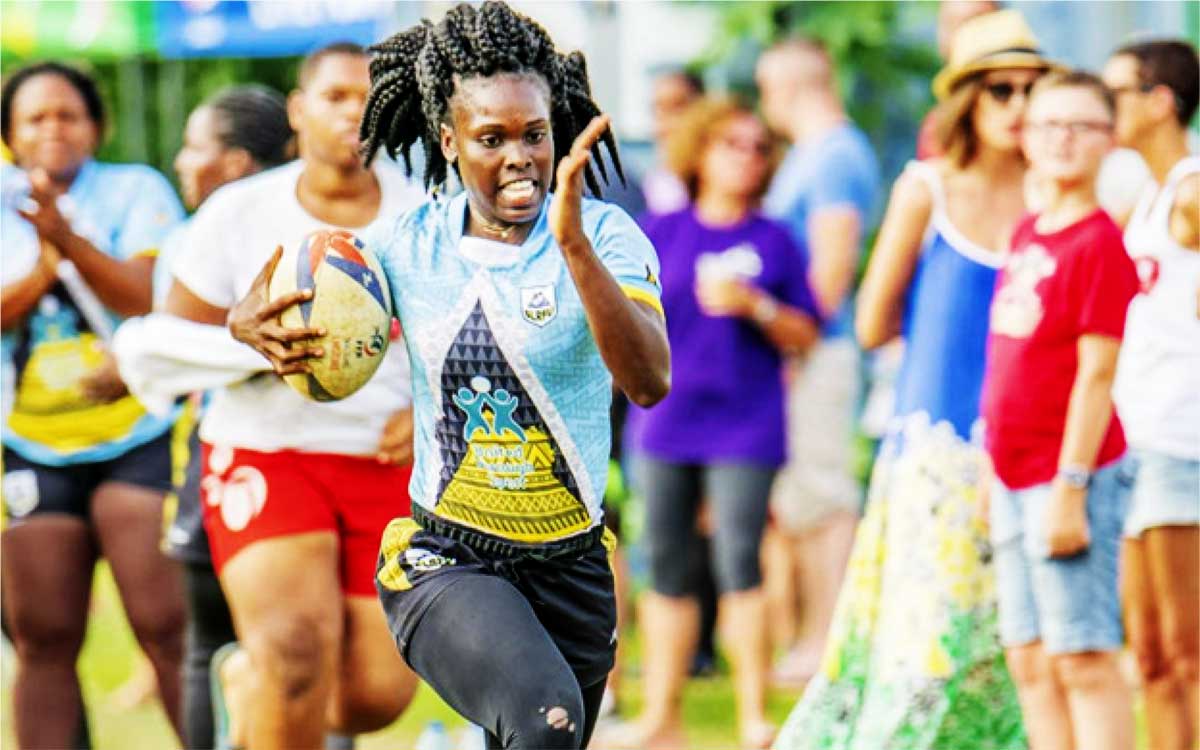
xmin=772 ymin=10 xmax=1055 ymax=750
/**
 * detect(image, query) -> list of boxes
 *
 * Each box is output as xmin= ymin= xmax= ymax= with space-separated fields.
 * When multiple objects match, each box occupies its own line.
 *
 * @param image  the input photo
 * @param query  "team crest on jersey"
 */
xmin=521 ymin=284 xmax=557 ymax=327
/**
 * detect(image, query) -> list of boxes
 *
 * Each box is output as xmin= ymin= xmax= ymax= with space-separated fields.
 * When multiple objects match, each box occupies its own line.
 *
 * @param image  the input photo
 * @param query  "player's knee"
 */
xmin=646 ymin=541 xmax=688 ymax=597
xmin=1052 ymin=651 xmax=1120 ymax=693
xmin=502 ymin=690 xmax=585 ymax=749
xmin=714 ymin=534 xmax=762 ymax=593
xmin=329 ymin=674 xmax=412 ymax=733
xmin=1005 ymin=645 xmax=1053 ymax=688
xmin=1152 ymin=619 xmax=1200 ymax=681
xmin=10 ymin=611 xmax=86 ymax=662
xmin=127 ymin=604 xmax=186 ymax=662
xmin=1161 ymin=629 xmax=1200 ymax=684
xmin=250 ymin=612 xmax=335 ymax=699
xmin=1129 ymin=629 xmax=1171 ymax=683
xmin=9 ymin=602 xmax=85 ymax=662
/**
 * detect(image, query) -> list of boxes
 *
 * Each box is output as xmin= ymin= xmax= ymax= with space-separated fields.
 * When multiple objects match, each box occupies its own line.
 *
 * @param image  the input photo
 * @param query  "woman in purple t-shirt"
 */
xmin=623 ymin=97 xmax=821 ymax=749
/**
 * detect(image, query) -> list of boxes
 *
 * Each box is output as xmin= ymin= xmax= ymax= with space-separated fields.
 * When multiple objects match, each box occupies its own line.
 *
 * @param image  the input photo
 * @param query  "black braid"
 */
xmin=359 ymin=20 xmax=432 ymax=177
xmin=360 ymin=0 xmax=623 ymax=196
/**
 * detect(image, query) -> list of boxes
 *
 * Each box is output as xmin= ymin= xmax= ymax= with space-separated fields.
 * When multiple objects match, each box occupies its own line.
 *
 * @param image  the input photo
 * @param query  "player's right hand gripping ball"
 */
xmin=269 ymin=229 xmax=393 ymax=401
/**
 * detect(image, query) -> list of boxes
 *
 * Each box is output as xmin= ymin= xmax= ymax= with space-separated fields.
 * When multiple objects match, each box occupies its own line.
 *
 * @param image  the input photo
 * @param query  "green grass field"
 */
xmin=1 ymin=563 xmax=800 ymax=749
xmin=1 ymin=563 xmax=1153 ymax=750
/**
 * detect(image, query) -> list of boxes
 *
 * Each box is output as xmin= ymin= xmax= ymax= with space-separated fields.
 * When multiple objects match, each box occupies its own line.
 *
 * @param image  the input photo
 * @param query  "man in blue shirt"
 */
xmin=755 ymin=37 xmax=881 ymax=685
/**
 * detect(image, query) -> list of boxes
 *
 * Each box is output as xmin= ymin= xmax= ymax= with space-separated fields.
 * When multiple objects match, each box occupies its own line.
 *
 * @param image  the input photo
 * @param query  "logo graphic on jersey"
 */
xmin=990 ymin=243 xmax=1057 ymax=338
xmin=2 ymin=469 xmax=39 ymax=519
xmin=696 ymin=243 xmax=764 ymax=282
xmin=520 ymin=285 xmax=558 ymax=328
xmin=1133 ymin=255 xmax=1160 ymax=295
xmin=435 ymin=302 xmax=589 ymax=542
xmin=404 ymin=547 xmax=457 ymax=572
xmin=453 ymin=376 xmax=527 ymax=443
xmin=9 ymin=283 xmax=147 ymax=452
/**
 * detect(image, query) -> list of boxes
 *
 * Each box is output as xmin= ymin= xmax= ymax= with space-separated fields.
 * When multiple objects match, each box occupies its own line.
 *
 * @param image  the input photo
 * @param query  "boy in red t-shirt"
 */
xmin=982 ymin=71 xmax=1140 ymax=750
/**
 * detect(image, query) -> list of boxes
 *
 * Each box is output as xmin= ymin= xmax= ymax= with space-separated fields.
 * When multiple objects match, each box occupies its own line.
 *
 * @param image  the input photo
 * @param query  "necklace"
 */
xmin=469 ymin=205 xmax=518 ymax=242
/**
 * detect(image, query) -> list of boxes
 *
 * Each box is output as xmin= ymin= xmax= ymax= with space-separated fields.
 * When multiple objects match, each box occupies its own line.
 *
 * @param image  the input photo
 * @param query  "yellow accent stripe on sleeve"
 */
xmin=132 ymin=248 xmax=160 ymax=260
xmin=621 ymin=285 xmax=664 ymax=317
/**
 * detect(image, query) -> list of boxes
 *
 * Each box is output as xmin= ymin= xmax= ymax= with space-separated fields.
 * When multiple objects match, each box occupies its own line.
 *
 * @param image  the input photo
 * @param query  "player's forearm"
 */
xmin=753 ymin=293 xmax=819 ymax=354
xmin=810 ymin=251 xmax=857 ymax=319
xmin=1057 ymin=365 xmax=1117 ymax=471
xmin=55 ymin=231 xmax=154 ymax=316
xmin=808 ymin=210 xmax=862 ymax=317
xmin=0 ymin=264 xmax=57 ymax=331
xmin=560 ymin=239 xmax=670 ymax=407
xmin=855 ymin=285 xmax=903 ymax=350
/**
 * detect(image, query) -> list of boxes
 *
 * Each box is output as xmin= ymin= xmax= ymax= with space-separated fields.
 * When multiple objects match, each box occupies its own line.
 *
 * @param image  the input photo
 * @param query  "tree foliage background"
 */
xmin=0 ymin=54 xmax=302 ymax=182
xmin=698 ymin=0 xmax=940 ymax=185
xmin=0 ymin=1 xmax=939 ymax=196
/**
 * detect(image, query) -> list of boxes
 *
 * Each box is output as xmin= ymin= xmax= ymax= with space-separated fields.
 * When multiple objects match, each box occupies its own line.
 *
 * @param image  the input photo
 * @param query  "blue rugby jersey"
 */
xmin=1 ymin=160 xmax=184 ymax=465
xmin=368 ymin=192 xmax=662 ymax=544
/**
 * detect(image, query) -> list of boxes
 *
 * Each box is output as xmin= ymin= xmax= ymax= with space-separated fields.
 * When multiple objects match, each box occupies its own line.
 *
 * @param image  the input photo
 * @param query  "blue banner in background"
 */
xmin=155 ymin=0 xmax=395 ymax=59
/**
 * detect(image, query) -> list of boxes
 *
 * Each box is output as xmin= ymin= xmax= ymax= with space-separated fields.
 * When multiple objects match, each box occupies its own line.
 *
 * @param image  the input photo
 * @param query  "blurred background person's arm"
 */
xmin=856 ymin=169 xmax=934 ymax=349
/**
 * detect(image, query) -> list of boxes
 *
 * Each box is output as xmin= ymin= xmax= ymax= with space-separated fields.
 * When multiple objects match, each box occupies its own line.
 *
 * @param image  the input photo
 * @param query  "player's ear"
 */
xmin=1148 ymin=84 xmax=1177 ymax=123
xmin=287 ymin=90 xmax=305 ymax=133
xmin=221 ymin=148 xmax=255 ymax=182
xmin=439 ymin=122 xmax=458 ymax=166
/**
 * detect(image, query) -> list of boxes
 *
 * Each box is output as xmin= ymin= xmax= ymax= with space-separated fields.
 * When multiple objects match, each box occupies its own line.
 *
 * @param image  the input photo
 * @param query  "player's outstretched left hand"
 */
xmin=549 ymin=114 xmax=611 ymax=254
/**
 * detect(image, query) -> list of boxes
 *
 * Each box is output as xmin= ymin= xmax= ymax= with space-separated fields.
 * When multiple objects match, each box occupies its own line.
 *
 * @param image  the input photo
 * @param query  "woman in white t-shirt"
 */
xmin=163 ymin=45 xmax=426 ymax=749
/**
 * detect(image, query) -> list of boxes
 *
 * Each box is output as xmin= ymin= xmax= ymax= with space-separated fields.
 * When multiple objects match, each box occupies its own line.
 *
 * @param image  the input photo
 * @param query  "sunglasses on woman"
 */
xmin=984 ymin=80 xmax=1036 ymax=104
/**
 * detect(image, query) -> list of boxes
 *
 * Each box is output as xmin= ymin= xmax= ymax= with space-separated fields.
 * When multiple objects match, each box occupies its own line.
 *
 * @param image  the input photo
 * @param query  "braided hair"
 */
xmin=359 ymin=1 xmax=623 ymax=197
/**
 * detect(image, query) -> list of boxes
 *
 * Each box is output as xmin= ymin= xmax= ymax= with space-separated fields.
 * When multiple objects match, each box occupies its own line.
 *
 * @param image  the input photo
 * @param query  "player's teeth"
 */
xmin=501 ymin=180 xmax=535 ymax=199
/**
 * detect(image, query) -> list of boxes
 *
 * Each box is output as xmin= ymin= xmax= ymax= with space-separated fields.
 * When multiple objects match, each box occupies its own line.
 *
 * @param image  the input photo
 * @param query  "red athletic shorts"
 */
xmin=199 ymin=443 xmax=412 ymax=596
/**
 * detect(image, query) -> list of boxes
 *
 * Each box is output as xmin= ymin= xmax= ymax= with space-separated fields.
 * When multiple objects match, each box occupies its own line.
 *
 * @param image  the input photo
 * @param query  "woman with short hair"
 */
xmin=1 ymin=60 xmax=186 ymax=748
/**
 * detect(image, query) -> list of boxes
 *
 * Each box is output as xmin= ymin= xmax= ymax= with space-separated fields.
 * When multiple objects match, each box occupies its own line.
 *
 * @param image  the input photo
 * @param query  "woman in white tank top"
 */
xmin=1104 ymin=38 xmax=1200 ymax=750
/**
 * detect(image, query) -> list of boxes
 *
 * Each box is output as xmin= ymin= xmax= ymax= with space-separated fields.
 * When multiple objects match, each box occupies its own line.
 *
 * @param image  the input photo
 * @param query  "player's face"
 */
xmin=698 ymin=113 xmax=772 ymax=203
xmin=290 ymin=53 xmax=370 ymax=170
xmin=973 ymin=68 xmax=1042 ymax=154
xmin=8 ymin=73 xmax=99 ymax=182
xmin=174 ymin=106 xmax=232 ymax=210
xmin=754 ymin=60 xmax=790 ymax=138
xmin=1022 ymin=86 xmax=1113 ymax=184
xmin=652 ymin=74 xmax=699 ymax=146
xmin=443 ymin=73 xmax=554 ymax=228
xmin=1102 ymin=54 xmax=1156 ymax=148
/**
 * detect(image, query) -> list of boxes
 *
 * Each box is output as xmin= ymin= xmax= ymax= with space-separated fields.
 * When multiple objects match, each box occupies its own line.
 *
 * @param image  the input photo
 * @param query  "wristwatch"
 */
xmin=752 ymin=295 xmax=779 ymax=326
xmin=1057 ymin=464 xmax=1092 ymax=489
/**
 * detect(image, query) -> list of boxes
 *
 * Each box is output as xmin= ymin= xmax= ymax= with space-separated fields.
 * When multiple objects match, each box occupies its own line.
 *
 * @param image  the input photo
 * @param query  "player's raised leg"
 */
xmin=219 ymin=532 xmax=344 ymax=750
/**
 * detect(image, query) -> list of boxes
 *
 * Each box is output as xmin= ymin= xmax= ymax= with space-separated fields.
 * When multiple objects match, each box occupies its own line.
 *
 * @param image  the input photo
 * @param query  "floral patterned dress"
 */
xmin=773 ymin=162 xmax=1026 ymax=750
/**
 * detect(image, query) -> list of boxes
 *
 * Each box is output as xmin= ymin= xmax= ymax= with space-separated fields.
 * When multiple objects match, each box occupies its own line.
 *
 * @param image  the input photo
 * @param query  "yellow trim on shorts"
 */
xmin=132 ymin=248 xmax=160 ymax=260
xmin=377 ymin=517 xmax=422 ymax=592
xmin=601 ymin=526 xmax=617 ymax=571
xmin=621 ymin=285 xmax=664 ymax=317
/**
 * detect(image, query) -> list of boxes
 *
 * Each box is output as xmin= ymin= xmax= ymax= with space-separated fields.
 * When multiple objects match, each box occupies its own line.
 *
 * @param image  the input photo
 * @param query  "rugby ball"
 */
xmin=268 ymin=229 xmax=392 ymax=402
